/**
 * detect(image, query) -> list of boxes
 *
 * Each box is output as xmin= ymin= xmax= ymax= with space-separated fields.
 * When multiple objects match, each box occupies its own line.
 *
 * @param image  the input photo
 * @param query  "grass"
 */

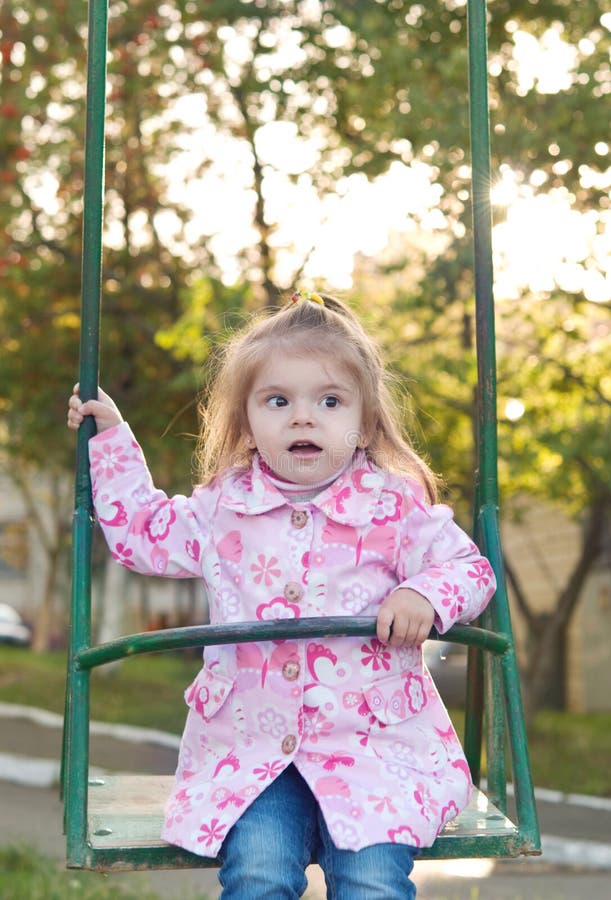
xmin=1 ymin=646 xmax=611 ymax=796
xmin=528 ymin=710 xmax=611 ymax=797
xmin=0 ymin=645 xmax=198 ymax=735
xmin=0 ymin=846 xmax=210 ymax=900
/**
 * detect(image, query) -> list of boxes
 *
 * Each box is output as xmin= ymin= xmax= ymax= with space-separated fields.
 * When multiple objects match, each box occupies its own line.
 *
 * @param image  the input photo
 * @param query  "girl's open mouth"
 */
xmin=288 ymin=441 xmax=322 ymax=457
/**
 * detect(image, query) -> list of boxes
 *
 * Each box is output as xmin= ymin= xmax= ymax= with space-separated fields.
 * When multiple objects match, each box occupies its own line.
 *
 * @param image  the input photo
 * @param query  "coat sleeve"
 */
xmin=394 ymin=480 xmax=496 ymax=634
xmin=88 ymin=422 xmax=212 ymax=578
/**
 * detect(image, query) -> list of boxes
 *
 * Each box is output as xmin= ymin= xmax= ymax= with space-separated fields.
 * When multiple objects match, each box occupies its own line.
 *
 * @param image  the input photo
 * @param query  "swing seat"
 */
xmin=83 ymin=773 xmax=522 ymax=872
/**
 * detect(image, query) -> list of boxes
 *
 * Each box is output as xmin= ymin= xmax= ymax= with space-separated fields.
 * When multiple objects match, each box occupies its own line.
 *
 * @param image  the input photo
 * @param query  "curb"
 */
xmin=0 ymin=702 xmax=181 ymax=750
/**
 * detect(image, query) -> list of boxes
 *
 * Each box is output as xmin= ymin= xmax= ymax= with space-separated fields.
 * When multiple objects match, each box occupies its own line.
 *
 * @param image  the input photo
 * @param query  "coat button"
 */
xmin=290 ymin=509 xmax=308 ymax=529
xmin=282 ymin=661 xmax=300 ymax=681
xmin=283 ymin=582 xmax=304 ymax=603
xmin=281 ymin=734 xmax=297 ymax=754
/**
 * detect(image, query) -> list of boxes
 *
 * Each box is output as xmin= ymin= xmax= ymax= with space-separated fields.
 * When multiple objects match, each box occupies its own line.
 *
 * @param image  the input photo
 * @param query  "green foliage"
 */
xmin=1 ymin=1 xmax=608 ymax=486
xmin=496 ymin=294 xmax=610 ymax=512
xmin=364 ymin=274 xmax=610 ymax=519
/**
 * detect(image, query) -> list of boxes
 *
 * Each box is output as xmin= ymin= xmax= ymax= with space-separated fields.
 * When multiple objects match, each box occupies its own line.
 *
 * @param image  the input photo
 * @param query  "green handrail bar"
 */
xmin=63 ymin=0 xmax=541 ymax=871
xmin=75 ymin=621 xmax=511 ymax=671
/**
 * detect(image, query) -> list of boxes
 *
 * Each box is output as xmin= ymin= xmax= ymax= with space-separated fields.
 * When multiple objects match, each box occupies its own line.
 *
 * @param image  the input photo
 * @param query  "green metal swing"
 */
xmin=63 ymin=0 xmax=541 ymax=872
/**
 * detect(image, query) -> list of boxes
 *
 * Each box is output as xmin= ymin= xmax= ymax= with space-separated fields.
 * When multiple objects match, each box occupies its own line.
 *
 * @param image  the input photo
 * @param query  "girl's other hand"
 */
xmin=67 ymin=383 xmax=123 ymax=433
xmin=376 ymin=588 xmax=435 ymax=647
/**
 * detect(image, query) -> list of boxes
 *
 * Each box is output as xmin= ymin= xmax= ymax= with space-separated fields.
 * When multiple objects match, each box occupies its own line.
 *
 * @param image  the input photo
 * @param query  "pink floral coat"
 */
xmin=89 ymin=423 xmax=496 ymax=857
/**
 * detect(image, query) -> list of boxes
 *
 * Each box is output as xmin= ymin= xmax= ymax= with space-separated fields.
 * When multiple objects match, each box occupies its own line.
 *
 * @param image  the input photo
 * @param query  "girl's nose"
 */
xmin=290 ymin=403 xmax=315 ymax=426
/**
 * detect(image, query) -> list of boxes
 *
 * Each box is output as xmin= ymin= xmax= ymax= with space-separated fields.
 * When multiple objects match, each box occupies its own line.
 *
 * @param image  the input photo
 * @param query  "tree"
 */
xmin=495 ymin=293 xmax=610 ymax=716
xmin=333 ymin=1 xmax=611 ymax=713
xmin=0 ymin=0 xmax=609 ymax=705
xmin=0 ymin=1 xmax=207 ymax=646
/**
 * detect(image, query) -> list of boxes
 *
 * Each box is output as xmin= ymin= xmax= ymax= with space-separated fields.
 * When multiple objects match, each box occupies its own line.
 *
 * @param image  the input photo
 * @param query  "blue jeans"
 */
xmin=218 ymin=764 xmax=418 ymax=899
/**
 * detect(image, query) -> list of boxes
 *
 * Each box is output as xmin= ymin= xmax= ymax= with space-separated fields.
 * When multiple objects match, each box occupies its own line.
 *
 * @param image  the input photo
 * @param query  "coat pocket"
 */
xmin=184 ymin=666 xmax=235 ymax=722
xmin=362 ymin=669 xmax=427 ymax=725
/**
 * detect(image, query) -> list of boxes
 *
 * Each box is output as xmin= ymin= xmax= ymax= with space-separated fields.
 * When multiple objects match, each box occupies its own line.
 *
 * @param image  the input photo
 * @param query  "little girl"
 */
xmin=67 ymin=291 xmax=496 ymax=899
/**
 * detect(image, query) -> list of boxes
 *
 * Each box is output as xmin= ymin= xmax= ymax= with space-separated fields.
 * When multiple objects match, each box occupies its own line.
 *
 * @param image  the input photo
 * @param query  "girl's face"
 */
xmin=245 ymin=352 xmax=364 ymax=485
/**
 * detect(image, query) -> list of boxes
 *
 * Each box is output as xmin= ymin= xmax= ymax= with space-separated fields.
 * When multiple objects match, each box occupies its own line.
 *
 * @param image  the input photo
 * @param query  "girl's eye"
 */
xmin=266 ymin=395 xmax=288 ymax=408
xmin=322 ymin=396 xmax=340 ymax=408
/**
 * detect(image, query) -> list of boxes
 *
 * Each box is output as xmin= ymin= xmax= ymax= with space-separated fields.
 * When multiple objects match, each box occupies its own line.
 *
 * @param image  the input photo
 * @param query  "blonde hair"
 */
xmin=196 ymin=294 xmax=438 ymax=502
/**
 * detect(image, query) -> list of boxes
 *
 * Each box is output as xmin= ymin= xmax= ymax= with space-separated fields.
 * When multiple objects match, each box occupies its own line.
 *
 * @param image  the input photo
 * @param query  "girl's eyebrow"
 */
xmin=253 ymin=382 xmax=352 ymax=397
xmin=252 ymin=384 xmax=288 ymax=397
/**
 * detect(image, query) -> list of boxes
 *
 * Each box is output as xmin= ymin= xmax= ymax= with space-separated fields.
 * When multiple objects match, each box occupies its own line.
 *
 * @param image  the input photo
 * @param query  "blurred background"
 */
xmin=0 ymin=0 xmax=609 ymax=728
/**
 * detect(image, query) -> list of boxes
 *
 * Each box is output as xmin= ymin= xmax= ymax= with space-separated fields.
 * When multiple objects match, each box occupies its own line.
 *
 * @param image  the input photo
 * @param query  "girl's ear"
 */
xmin=244 ymin=434 xmax=256 ymax=449
xmin=356 ymin=425 xmax=371 ymax=449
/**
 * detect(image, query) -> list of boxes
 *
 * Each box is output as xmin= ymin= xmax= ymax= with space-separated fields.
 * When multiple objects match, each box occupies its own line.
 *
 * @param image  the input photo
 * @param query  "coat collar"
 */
xmin=218 ymin=451 xmax=389 ymax=527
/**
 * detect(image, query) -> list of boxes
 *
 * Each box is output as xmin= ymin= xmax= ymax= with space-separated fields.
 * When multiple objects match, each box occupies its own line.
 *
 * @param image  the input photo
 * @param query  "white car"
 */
xmin=0 ymin=603 xmax=32 ymax=647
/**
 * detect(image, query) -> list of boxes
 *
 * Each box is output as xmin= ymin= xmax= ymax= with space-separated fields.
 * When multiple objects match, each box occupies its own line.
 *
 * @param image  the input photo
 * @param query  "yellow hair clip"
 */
xmin=291 ymin=289 xmax=324 ymax=306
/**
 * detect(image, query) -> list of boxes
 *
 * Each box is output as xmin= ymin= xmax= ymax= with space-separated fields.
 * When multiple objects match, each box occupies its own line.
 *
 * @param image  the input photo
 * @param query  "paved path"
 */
xmin=2 ymin=703 xmax=611 ymax=898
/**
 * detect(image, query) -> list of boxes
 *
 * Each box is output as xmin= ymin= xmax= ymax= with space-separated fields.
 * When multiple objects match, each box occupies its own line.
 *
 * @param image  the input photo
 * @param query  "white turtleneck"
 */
xmin=263 ymin=457 xmax=353 ymax=503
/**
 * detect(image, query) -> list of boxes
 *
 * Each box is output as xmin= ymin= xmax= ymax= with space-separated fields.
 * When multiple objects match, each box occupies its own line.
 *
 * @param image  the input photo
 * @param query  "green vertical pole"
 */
xmin=481 ymin=505 xmax=540 ymax=847
xmin=64 ymin=0 xmax=108 ymax=868
xmin=465 ymin=0 xmax=540 ymax=850
xmin=463 ymin=0 xmax=497 ymax=789
xmin=467 ymin=0 xmax=498 ymax=508
xmin=466 ymin=0 xmax=508 ymax=812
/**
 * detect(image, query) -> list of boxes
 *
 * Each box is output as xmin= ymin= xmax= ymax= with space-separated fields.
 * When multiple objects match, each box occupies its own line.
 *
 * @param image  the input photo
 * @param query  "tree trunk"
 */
xmin=507 ymin=495 xmax=609 ymax=721
xmin=96 ymin=556 xmax=128 ymax=674
xmin=520 ymin=614 xmax=567 ymax=721
xmin=31 ymin=543 xmax=61 ymax=652
xmin=8 ymin=468 xmax=71 ymax=653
